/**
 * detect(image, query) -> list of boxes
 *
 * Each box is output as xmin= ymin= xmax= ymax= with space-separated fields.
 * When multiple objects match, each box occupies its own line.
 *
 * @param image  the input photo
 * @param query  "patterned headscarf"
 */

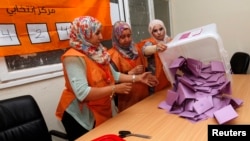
xmin=69 ymin=16 xmax=110 ymax=65
xmin=112 ymin=21 xmax=138 ymax=59
xmin=148 ymin=19 xmax=170 ymax=43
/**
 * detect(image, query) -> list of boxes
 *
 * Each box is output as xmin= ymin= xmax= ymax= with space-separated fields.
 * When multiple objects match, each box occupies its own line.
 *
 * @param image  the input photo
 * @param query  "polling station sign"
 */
xmin=0 ymin=0 xmax=112 ymax=56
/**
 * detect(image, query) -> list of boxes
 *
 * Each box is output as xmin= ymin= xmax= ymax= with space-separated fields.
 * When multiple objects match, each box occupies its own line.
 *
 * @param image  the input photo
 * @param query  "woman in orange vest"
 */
xmin=108 ymin=21 xmax=150 ymax=112
xmin=139 ymin=19 xmax=172 ymax=94
xmin=55 ymin=16 xmax=159 ymax=141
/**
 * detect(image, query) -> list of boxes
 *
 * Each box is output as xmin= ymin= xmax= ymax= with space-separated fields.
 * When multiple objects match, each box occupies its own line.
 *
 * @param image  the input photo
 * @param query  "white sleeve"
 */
xmin=142 ymin=41 xmax=156 ymax=56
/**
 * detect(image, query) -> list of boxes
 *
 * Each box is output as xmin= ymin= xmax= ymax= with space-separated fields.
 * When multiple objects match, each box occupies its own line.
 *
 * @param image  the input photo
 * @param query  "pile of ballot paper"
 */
xmin=158 ymin=57 xmax=243 ymax=124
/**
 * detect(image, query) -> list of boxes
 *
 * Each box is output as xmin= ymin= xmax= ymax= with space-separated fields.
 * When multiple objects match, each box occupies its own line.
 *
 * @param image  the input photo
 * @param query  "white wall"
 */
xmin=169 ymin=0 xmax=250 ymax=73
xmin=0 ymin=76 xmax=66 ymax=141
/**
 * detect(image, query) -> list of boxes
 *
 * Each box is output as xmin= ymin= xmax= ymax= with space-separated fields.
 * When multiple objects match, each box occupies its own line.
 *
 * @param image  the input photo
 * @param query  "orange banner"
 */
xmin=0 ymin=0 xmax=112 ymax=56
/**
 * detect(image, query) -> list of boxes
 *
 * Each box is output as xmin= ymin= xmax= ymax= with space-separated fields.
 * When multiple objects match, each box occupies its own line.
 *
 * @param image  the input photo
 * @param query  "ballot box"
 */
xmin=159 ymin=23 xmax=231 ymax=86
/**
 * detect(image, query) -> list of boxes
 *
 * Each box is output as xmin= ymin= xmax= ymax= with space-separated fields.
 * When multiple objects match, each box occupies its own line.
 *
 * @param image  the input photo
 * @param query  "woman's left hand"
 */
xmin=128 ymin=65 xmax=144 ymax=75
xmin=139 ymin=72 xmax=159 ymax=87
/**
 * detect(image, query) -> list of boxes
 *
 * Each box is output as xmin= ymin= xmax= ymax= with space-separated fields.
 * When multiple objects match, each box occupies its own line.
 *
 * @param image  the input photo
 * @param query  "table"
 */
xmin=76 ymin=75 xmax=250 ymax=141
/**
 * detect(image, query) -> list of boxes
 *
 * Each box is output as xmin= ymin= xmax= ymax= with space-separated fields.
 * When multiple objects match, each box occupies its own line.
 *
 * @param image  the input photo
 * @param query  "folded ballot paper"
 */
xmin=158 ymin=23 xmax=243 ymax=124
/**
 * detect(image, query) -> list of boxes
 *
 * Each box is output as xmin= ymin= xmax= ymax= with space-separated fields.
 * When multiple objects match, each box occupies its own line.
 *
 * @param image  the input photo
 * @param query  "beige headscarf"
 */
xmin=148 ymin=19 xmax=170 ymax=43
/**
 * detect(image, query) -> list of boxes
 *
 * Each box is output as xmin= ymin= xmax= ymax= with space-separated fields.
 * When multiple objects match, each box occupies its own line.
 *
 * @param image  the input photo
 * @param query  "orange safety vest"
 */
xmin=138 ymin=37 xmax=171 ymax=92
xmin=108 ymin=45 xmax=149 ymax=112
xmin=56 ymin=48 xmax=115 ymax=127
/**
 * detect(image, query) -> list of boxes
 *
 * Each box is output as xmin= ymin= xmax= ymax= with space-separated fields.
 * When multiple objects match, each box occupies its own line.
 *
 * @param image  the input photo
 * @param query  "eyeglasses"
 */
xmin=152 ymin=27 xmax=164 ymax=33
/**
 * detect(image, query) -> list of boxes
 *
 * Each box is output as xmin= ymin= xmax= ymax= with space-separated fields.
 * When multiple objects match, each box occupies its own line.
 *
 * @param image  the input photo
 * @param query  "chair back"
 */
xmin=230 ymin=52 xmax=250 ymax=74
xmin=0 ymin=95 xmax=52 ymax=141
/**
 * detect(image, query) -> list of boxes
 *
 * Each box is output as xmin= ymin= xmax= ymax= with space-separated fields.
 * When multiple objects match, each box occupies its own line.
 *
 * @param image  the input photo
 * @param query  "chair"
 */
xmin=230 ymin=52 xmax=250 ymax=74
xmin=0 ymin=95 xmax=68 ymax=141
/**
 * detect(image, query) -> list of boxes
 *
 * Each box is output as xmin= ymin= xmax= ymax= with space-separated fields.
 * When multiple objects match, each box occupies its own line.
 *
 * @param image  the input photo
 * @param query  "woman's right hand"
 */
xmin=115 ymin=83 xmax=132 ymax=94
xmin=156 ymin=42 xmax=167 ymax=52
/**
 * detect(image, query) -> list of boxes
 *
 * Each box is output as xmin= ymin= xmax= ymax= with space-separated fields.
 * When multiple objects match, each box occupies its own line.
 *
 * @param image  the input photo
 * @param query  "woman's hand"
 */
xmin=138 ymin=72 xmax=159 ymax=87
xmin=156 ymin=42 xmax=167 ymax=52
xmin=128 ymin=65 xmax=144 ymax=75
xmin=115 ymin=83 xmax=133 ymax=94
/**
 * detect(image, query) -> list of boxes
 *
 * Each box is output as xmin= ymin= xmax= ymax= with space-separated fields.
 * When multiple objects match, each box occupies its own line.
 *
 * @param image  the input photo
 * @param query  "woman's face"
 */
xmin=152 ymin=24 xmax=165 ymax=41
xmin=87 ymin=28 xmax=103 ymax=46
xmin=118 ymin=28 xmax=132 ymax=47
